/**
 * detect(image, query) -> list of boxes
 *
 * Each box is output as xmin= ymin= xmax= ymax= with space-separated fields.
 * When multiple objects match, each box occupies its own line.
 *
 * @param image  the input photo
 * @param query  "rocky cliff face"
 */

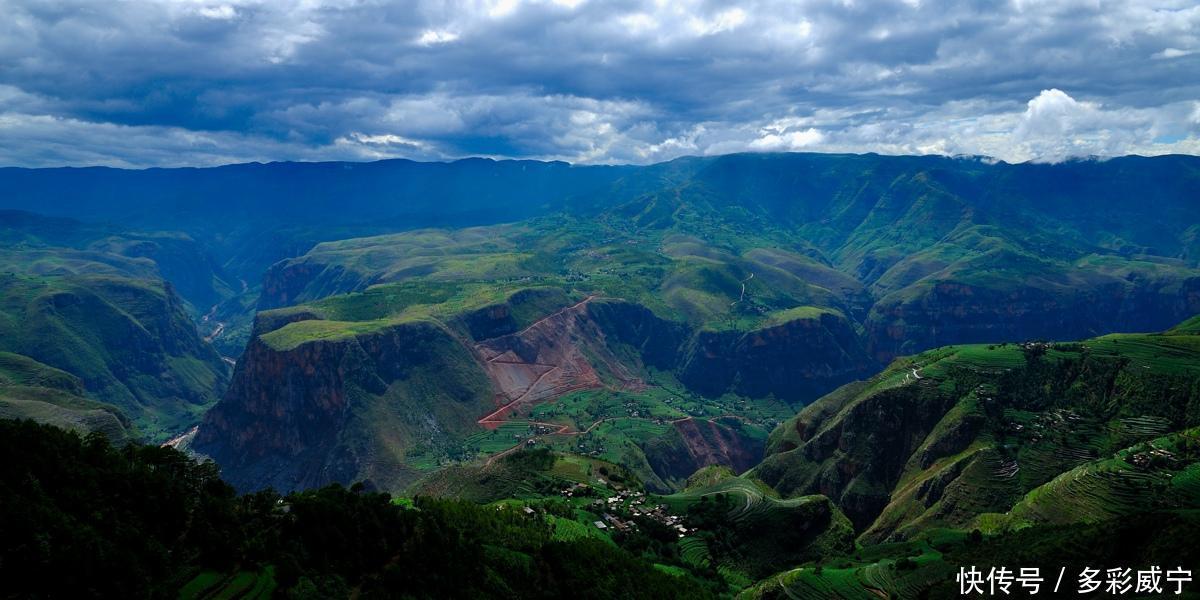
xmin=473 ymin=297 xmax=615 ymax=418
xmin=679 ymin=312 xmax=875 ymax=402
xmin=640 ymin=417 xmax=766 ymax=490
xmin=195 ymin=316 xmax=494 ymax=492
xmin=198 ymin=296 xmax=674 ymax=492
xmin=199 ymin=293 xmax=879 ymax=492
xmin=258 ymin=260 xmax=371 ymax=310
xmin=866 ymin=277 xmax=1200 ymax=362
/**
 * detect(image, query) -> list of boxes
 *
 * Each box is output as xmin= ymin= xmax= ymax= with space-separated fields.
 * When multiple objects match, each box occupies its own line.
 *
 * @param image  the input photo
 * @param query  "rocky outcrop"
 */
xmin=467 ymin=295 xmax=683 ymax=425
xmin=583 ymin=299 xmax=690 ymax=371
xmin=197 ymin=295 xmax=687 ymax=492
xmin=195 ymin=316 xmax=494 ymax=492
xmin=671 ymin=417 xmax=764 ymax=473
xmin=678 ymin=312 xmax=875 ymax=402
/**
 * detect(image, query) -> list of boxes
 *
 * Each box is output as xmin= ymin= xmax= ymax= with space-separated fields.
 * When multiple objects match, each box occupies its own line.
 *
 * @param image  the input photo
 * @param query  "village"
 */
xmin=551 ymin=482 xmax=692 ymax=538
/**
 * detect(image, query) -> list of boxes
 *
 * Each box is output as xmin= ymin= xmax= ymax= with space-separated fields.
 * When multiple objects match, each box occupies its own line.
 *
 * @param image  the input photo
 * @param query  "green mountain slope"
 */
xmin=741 ymin=510 xmax=1200 ymax=599
xmin=4 ymin=153 xmax=1199 ymax=361
xmin=411 ymin=452 xmax=857 ymax=593
xmin=0 ymin=211 xmax=234 ymax=441
xmin=0 ymin=352 xmax=131 ymax=444
xmin=0 ymin=210 xmax=237 ymax=315
xmin=196 ymin=277 xmax=807 ymax=491
xmin=735 ymin=319 xmax=1200 ymax=598
xmin=0 ymin=272 xmax=229 ymax=440
xmin=753 ymin=323 xmax=1200 ymax=543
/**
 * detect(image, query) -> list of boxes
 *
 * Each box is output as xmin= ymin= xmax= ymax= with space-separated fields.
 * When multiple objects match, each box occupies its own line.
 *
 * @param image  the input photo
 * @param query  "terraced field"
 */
xmin=461 ymin=420 xmax=538 ymax=455
xmin=549 ymin=515 xmax=613 ymax=543
xmin=1088 ymin=333 xmax=1200 ymax=375
xmin=178 ymin=568 xmax=275 ymax=600
xmin=991 ymin=428 xmax=1200 ymax=531
xmin=746 ymin=539 xmax=954 ymax=600
xmin=661 ymin=476 xmax=770 ymax=516
xmin=759 ymin=320 xmax=1200 ymax=548
xmin=660 ymin=475 xmax=854 ymax=580
xmin=1001 ymin=460 xmax=1168 ymax=528
xmin=678 ymin=536 xmax=713 ymax=569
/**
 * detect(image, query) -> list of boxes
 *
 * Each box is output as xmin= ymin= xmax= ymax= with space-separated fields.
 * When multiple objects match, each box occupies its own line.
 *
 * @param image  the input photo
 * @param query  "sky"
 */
xmin=0 ymin=0 xmax=1198 ymax=168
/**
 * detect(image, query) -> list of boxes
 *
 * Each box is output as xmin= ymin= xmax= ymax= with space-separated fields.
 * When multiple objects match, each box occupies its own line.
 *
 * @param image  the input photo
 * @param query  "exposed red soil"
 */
xmin=474 ymin=295 xmax=638 ymax=429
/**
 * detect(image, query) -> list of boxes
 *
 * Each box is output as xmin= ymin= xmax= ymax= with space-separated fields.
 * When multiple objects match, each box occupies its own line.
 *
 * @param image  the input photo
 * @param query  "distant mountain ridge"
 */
xmin=5 ymin=152 xmax=1197 ymax=277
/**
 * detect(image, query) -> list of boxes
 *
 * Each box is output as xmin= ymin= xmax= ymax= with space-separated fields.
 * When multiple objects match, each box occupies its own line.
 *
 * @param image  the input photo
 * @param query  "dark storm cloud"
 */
xmin=0 ymin=0 xmax=1197 ymax=167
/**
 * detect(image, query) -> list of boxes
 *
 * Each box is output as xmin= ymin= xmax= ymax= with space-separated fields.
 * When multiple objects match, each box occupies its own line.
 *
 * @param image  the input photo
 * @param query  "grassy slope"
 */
xmin=0 ymin=270 xmax=228 ymax=441
xmin=409 ymin=448 xmax=639 ymax=504
xmin=255 ymin=213 xmax=866 ymax=345
xmin=755 ymin=324 xmax=1200 ymax=545
xmin=250 ymin=162 xmax=1200 ymax=376
xmin=742 ymin=511 xmax=1200 ymax=599
xmin=220 ymin=157 xmax=1200 ymax=490
xmin=740 ymin=322 xmax=1200 ymax=599
xmin=0 ymin=213 xmax=236 ymax=440
xmin=410 ymin=451 xmax=854 ymax=594
xmin=0 ymin=352 xmax=132 ymax=444
xmin=986 ymin=428 xmax=1200 ymax=532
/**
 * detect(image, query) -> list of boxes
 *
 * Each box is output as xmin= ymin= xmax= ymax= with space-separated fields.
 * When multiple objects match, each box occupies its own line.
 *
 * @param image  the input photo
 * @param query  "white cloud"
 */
xmin=196 ymin=4 xmax=237 ymax=19
xmin=748 ymin=127 xmax=825 ymax=150
xmin=488 ymin=0 xmax=521 ymax=19
xmin=341 ymin=132 xmax=430 ymax=148
xmin=1154 ymin=47 xmax=1196 ymax=59
xmin=1015 ymin=89 xmax=1095 ymax=139
xmin=1008 ymin=89 xmax=1150 ymax=162
xmin=689 ymin=8 xmax=747 ymax=36
xmin=416 ymin=29 xmax=460 ymax=46
xmin=618 ymin=13 xmax=657 ymax=34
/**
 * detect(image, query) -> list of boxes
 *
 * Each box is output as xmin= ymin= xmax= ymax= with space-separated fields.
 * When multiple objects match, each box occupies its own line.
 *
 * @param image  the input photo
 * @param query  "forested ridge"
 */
xmin=0 ymin=419 xmax=715 ymax=599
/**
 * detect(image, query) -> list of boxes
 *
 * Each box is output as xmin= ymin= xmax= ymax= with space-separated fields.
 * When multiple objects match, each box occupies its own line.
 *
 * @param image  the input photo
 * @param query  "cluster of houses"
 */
xmin=585 ymin=489 xmax=691 ymax=538
xmin=1129 ymin=447 xmax=1179 ymax=470
xmin=559 ymin=482 xmax=595 ymax=498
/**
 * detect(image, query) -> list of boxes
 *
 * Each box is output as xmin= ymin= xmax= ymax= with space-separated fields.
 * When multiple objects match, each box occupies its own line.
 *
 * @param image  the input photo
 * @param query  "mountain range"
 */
xmin=2 ymin=152 xmax=1199 ymax=597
